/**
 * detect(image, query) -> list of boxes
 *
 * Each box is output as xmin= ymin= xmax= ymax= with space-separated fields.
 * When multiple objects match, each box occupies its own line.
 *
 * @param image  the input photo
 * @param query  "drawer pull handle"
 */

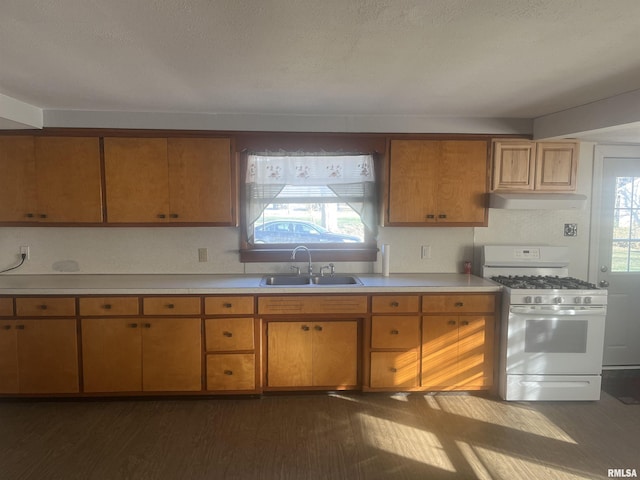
xmin=426 ymin=214 xmax=435 ymax=219
xmin=224 ymin=370 xmax=233 ymax=376
xmin=390 ymin=301 xmax=399 ymax=307
xmin=460 ymin=320 xmax=470 ymax=326
xmin=25 ymin=213 xmax=35 ymax=218
xmin=2 ymin=325 xmax=11 ymax=330
xmin=390 ymin=367 xmax=398 ymax=373
xmin=223 ymin=303 xmax=233 ymax=308
xmin=103 ymin=304 xmax=112 ymax=310
xmin=169 ymin=213 xmax=179 ymax=219
xmin=301 ymin=325 xmax=310 ymax=331
xmin=166 ymin=304 xmax=175 ymax=309
xmin=455 ymin=302 xmax=464 ymax=307
xmin=448 ymin=320 xmax=457 ymax=326
xmin=390 ymin=329 xmax=399 ymax=335
xmin=16 ymin=325 xmax=25 ymax=330
xmin=157 ymin=214 xmax=166 ymax=219
xmin=143 ymin=323 xmax=151 ymax=329
xmin=38 ymin=305 xmax=48 ymax=310
xmin=438 ymin=214 xmax=447 ymax=219
xmin=314 ymin=325 xmax=323 ymax=331
xmin=128 ymin=323 xmax=138 ymax=328
xmin=39 ymin=213 xmax=48 ymax=219
xmin=223 ymin=331 xmax=233 ymax=337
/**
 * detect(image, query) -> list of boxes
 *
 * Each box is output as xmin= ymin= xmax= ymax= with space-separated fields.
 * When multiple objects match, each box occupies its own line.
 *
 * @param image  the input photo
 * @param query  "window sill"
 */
xmin=240 ymin=246 xmax=378 ymax=263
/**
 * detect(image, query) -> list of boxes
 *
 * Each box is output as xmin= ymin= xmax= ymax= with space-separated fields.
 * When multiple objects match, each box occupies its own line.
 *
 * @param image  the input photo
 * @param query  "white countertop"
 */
xmin=0 ymin=273 xmax=501 ymax=295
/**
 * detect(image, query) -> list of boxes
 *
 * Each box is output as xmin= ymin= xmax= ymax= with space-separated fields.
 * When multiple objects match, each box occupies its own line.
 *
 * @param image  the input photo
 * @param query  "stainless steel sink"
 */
xmin=260 ymin=275 xmax=362 ymax=286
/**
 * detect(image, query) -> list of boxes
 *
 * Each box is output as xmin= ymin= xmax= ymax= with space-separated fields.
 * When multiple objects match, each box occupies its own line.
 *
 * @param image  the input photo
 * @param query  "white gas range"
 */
xmin=483 ymin=245 xmax=608 ymax=401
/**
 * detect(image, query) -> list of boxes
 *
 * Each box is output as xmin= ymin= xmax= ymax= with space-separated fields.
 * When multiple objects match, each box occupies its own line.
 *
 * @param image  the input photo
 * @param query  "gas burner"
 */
xmin=491 ymin=275 xmax=598 ymax=290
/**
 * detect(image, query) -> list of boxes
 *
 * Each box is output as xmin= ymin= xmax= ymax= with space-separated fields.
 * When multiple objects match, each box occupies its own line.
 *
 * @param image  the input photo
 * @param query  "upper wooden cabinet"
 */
xmin=387 ymin=140 xmax=489 ymax=226
xmin=0 ymin=136 xmax=103 ymax=223
xmin=492 ymin=140 xmax=579 ymax=192
xmin=104 ymin=137 xmax=234 ymax=224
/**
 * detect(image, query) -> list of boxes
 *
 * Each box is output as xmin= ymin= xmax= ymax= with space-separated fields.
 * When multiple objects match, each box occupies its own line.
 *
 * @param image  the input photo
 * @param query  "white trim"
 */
xmin=0 ymin=94 xmax=43 ymax=129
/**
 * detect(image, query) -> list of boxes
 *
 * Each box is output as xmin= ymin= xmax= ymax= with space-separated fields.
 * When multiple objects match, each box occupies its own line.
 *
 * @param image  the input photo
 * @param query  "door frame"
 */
xmin=589 ymin=144 xmax=640 ymax=283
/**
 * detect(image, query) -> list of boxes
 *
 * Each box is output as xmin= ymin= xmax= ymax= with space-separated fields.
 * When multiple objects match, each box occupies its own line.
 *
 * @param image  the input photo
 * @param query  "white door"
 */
xmin=592 ymin=146 xmax=640 ymax=367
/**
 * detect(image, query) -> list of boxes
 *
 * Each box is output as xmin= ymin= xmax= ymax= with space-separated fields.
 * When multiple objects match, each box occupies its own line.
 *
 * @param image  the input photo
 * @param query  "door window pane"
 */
xmin=612 ymin=176 xmax=640 ymax=272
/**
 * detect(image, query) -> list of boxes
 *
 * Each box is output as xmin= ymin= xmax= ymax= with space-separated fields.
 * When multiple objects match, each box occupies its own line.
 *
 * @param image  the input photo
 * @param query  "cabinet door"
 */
xmin=421 ymin=316 xmax=459 ymax=388
xmin=104 ymin=138 xmax=170 ymax=223
xmin=81 ymin=318 xmax=142 ymax=392
xmin=312 ymin=321 xmax=357 ymax=387
xmin=492 ymin=140 xmax=536 ymax=191
xmin=0 ymin=321 xmax=18 ymax=393
xmin=388 ymin=140 xmax=439 ymax=223
xmin=0 ymin=136 xmax=37 ymax=222
xmin=141 ymin=318 xmax=202 ymax=391
xmin=457 ymin=315 xmax=494 ymax=388
xmin=167 ymin=138 xmax=233 ymax=223
xmin=34 ymin=137 xmax=103 ymax=222
xmin=438 ymin=141 xmax=488 ymax=223
xmin=16 ymin=319 xmax=79 ymax=393
xmin=267 ymin=322 xmax=313 ymax=387
xmin=534 ymin=142 xmax=578 ymax=191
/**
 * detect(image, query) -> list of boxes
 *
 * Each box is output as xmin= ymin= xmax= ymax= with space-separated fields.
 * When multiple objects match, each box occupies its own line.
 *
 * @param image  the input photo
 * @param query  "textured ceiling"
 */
xmin=1 ymin=0 xmax=640 ymax=124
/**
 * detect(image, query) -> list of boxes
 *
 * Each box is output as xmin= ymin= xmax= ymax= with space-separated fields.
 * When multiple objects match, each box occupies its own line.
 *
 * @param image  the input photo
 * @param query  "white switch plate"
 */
xmin=421 ymin=245 xmax=431 ymax=259
xmin=20 ymin=245 xmax=30 ymax=260
xmin=198 ymin=248 xmax=208 ymax=262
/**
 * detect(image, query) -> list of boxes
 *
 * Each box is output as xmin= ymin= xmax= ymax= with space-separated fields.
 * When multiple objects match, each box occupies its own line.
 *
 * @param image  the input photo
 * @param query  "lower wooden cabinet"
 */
xmin=370 ymin=350 xmax=419 ymax=389
xmin=206 ymin=354 xmax=255 ymax=391
xmin=421 ymin=315 xmax=495 ymax=390
xmin=266 ymin=320 xmax=358 ymax=389
xmin=0 ymin=319 xmax=79 ymax=394
xmin=81 ymin=317 xmax=202 ymax=392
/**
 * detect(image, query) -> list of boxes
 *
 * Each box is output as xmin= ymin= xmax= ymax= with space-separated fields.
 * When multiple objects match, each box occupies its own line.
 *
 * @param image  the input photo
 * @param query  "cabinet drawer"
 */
xmin=371 ymin=295 xmax=419 ymax=313
xmin=371 ymin=316 xmax=420 ymax=349
xmin=15 ymin=297 xmax=76 ymax=317
xmin=370 ymin=350 xmax=419 ymax=388
xmin=79 ymin=297 xmax=139 ymax=316
xmin=205 ymin=318 xmax=254 ymax=351
xmin=205 ymin=296 xmax=254 ymax=315
xmin=422 ymin=294 xmax=495 ymax=313
xmin=142 ymin=297 xmax=201 ymax=315
xmin=258 ymin=295 xmax=367 ymax=315
xmin=206 ymin=354 xmax=255 ymax=391
xmin=0 ymin=298 xmax=13 ymax=316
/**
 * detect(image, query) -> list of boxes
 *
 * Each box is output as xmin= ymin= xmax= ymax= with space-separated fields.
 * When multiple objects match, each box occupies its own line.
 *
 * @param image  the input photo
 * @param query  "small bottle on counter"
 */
xmin=463 ymin=260 xmax=472 ymax=274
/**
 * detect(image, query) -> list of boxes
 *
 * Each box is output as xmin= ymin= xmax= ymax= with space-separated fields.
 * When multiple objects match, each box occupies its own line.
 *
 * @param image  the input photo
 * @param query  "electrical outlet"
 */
xmin=198 ymin=248 xmax=208 ymax=262
xmin=421 ymin=245 xmax=431 ymax=259
xmin=564 ymin=224 xmax=578 ymax=237
xmin=20 ymin=245 xmax=30 ymax=260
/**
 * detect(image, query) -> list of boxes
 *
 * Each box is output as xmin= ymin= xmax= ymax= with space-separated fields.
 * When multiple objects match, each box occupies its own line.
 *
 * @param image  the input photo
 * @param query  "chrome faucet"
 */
xmin=291 ymin=246 xmax=312 ymax=275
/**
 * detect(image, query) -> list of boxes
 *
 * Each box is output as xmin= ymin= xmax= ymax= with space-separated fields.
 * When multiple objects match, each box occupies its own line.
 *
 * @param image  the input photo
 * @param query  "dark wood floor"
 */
xmin=1 ymin=391 xmax=639 ymax=480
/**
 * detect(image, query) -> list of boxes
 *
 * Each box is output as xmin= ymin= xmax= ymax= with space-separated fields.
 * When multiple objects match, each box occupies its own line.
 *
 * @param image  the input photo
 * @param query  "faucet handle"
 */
xmin=290 ymin=265 xmax=301 ymax=275
xmin=329 ymin=263 xmax=335 ymax=275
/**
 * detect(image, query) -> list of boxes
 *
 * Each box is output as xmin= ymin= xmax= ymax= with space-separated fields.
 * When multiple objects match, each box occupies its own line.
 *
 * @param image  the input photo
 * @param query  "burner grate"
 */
xmin=491 ymin=275 xmax=597 ymax=289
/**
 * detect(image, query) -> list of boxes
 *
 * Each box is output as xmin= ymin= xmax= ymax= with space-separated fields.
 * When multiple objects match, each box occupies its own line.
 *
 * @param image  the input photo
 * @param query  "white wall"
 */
xmin=0 ymin=143 xmax=595 ymax=278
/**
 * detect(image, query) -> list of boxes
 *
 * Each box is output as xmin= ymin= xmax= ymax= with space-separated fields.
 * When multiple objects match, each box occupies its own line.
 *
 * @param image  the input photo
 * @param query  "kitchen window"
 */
xmin=240 ymin=153 xmax=378 ymax=262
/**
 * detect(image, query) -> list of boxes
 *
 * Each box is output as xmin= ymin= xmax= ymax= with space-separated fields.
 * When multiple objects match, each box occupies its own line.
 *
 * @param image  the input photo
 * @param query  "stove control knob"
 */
xmin=524 ymin=296 xmax=533 ymax=304
xmin=574 ymin=297 xmax=582 ymax=304
xmin=554 ymin=297 xmax=565 ymax=304
xmin=534 ymin=296 xmax=543 ymax=304
xmin=584 ymin=297 xmax=592 ymax=304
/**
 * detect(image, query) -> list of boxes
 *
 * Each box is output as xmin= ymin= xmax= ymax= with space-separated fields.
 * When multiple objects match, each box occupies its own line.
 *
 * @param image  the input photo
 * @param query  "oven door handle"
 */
xmin=510 ymin=305 xmax=607 ymax=316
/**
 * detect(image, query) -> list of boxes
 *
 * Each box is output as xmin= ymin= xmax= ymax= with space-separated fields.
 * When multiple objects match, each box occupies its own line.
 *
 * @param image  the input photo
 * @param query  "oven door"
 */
xmin=505 ymin=305 xmax=606 ymax=375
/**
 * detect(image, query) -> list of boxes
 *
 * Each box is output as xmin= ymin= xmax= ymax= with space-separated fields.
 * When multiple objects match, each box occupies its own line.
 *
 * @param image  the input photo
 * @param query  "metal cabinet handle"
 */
xmin=2 ymin=325 xmax=11 ymax=330
xmin=25 ymin=213 xmax=35 ymax=218
xmin=314 ymin=325 xmax=323 ymax=331
xmin=128 ymin=323 xmax=138 ymax=328
xmin=390 ymin=367 xmax=398 ymax=373
xmin=390 ymin=329 xmax=399 ymax=335
xmin=301 ymin=325 xmax=310 ymax=331
xmin=224 ymin=370 xmax=233 ymax=376
xmin=16 ymin=325 xmax=25 ymax=330
xmin=169 ymin=213 xmax=179 ymax=219
xmin=454 ymin=302 xmax=464 ymax=307
xmin=39 ymin=214 xmax=48 ymax=219
xmin=103 ymin=304 xmax=112 ymax=310
xmin=38 ymin=304 xmax=48 ymax=310
xmin=426 ymin=214 xmax=435 ymax=219
xmin=223 ymin=303 xmax=233 ymax=308
xmin=460 ymin=320 xmax=470 ymax=326
xmin=390 ymin=301 xmax=399 ymax=307
xmin=143 ymin=323 xmax=151 ymax=328
xmin=447 ymin=320 xmax=457 ymax=325
xmin=223 ymin=331 xmax=233 ymax=337
xmin=438 ymin=214 xmax=447 ymax=219
xmin=157 ymin=214 xmax=166 ymax=219
xmin=166 ymin=304 xmax=175 ymax=309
